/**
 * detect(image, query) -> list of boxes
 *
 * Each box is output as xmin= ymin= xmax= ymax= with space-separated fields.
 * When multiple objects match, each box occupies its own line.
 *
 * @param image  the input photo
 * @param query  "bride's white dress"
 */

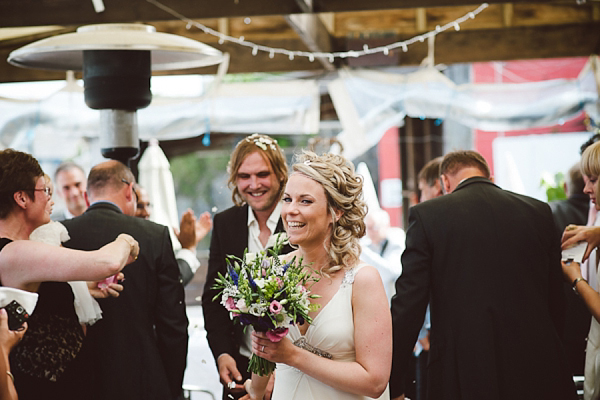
xmin=272 ymin=264 xmax=390 ymax=400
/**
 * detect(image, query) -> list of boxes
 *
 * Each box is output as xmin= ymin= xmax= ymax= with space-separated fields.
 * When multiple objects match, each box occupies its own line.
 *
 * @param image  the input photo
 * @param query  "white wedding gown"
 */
xmin=272 ymin=264 xmax=390 ymax=400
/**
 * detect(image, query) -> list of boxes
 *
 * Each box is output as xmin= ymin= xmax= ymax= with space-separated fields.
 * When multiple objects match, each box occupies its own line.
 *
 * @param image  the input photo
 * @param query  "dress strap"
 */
xmin=341 ymin=262 xmax=368 ymax=286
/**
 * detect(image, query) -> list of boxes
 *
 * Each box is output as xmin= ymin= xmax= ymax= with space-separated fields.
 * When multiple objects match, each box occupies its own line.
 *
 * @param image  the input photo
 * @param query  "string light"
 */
xmin=146 ymin=0 xmax=489 ymax=63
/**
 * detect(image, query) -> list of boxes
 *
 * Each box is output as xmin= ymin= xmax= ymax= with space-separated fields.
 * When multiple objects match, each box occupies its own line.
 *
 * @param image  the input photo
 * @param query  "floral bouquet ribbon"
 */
xmin=212 ymin=235 xmax=319 ymax=376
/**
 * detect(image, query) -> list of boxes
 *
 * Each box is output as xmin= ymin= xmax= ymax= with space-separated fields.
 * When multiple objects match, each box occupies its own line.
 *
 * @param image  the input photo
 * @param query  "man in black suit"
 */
xmin=63 ymin=160 xmax=188 ymax=400
xmin=202 ymin=134 xmax=291 ymax=400
xmin=390 ymin=150 xmax=577 ymax=400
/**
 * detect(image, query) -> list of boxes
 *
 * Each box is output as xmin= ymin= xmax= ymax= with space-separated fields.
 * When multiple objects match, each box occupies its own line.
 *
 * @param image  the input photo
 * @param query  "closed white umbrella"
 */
xmin=138 ymin=138 xmax=180 ymax=250
xmin=356 ymin=162 xmax=381 ymax=213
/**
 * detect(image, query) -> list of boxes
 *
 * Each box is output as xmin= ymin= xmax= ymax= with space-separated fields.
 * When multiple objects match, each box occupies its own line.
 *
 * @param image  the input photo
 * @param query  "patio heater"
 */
xmin=8 ymin=24 xmax=223 ymax=165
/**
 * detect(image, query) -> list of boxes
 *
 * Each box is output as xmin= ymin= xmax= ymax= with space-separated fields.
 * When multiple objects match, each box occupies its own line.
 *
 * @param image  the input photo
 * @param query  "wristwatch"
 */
xmin=572 ymin=277 xmax=586 ymax=294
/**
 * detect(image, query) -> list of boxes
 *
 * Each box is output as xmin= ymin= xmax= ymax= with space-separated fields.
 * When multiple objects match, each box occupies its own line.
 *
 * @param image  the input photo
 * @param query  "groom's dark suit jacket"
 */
xmin=202 ymin=204 xmax=291 ymax=385
xmin=63 ymin=202 xmax=188 ymax=400
xmin=390 ymin=177 xmax=577 ymax=400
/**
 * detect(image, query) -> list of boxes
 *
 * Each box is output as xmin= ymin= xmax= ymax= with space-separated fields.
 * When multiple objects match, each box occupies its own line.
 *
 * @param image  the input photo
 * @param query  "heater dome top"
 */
xmin=8 ymin=23 xmax=223 ymax=71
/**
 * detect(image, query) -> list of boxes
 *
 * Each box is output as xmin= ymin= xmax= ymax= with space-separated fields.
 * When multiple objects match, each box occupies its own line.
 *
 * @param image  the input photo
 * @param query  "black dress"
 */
xmin=0 ymin=238 xmax=91 ymax=400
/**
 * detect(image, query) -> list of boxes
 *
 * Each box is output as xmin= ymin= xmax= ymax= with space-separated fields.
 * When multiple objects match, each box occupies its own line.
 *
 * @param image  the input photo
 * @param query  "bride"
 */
xmin=244 ymin=151 xmax=391 ymax=400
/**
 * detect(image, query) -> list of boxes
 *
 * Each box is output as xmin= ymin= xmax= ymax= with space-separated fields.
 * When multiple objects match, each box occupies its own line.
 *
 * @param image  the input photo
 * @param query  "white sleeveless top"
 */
xmin=272 ymin=264 xmax=390 ymax=400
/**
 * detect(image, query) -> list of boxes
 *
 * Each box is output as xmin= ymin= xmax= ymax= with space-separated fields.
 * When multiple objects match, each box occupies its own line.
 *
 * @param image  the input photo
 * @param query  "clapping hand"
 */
xmin=175 ymin=210 xmax=213 ymax=251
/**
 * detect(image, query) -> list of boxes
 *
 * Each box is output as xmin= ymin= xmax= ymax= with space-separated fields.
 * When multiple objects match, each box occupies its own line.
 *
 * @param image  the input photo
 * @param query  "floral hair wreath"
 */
xmin=246 ymin=133 xmax=279 ymax=152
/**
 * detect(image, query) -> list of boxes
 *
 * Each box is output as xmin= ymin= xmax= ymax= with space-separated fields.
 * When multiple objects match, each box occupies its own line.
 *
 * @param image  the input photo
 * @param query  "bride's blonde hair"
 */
xmin=291 ymin=151 xmax=366 ymax=276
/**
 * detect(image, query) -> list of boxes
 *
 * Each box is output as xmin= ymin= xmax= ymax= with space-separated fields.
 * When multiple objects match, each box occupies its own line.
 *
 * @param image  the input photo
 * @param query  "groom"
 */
xmin=390 ymin=150 xmax=577 ymax=400
xmin=202 ymin=134 xmax=292 ymax=400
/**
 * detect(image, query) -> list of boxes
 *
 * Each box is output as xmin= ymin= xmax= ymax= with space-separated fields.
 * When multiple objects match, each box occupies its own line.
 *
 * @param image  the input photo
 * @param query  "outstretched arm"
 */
xmin=0 ymin=233 xmax=138 ymax=290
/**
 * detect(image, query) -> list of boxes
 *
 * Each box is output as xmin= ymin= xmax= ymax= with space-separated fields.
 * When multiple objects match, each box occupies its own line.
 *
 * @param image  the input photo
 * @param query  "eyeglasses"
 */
xmin=121 ymin=179 xmax=138 ymax=203
xmin=33 ymin=187 xmax=52 ymax=196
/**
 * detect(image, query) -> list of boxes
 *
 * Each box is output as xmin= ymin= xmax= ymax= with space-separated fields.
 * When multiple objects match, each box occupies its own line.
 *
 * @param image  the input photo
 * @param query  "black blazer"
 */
xmin=390 ymin=177 xmax=577 ymax=400
xmin=62 ymin=202 xmax=188 ymax=400
xmin=202 ymin=204 xmax=291 ymax=380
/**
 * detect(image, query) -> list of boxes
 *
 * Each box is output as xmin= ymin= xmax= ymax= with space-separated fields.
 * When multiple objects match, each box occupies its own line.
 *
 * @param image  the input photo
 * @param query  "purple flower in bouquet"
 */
xmin=227 ymin=264 xmax=239 ymax=285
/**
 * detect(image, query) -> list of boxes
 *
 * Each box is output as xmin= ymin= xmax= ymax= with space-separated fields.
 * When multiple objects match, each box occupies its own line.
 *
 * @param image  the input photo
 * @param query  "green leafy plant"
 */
xmin=540 ymin=172 xmax=566 ymax=202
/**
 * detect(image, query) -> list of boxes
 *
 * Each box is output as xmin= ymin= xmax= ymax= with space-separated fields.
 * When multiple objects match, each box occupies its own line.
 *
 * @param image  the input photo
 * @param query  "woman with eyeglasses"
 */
xmin=0 ymin=148 xmax=139 ymax=400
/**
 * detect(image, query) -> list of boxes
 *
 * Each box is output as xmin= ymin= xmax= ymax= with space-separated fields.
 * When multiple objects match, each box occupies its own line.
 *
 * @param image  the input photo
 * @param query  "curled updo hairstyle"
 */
xmin=0 ymin=149 xmax=44 ymax=219
xmin=227 ymin=134 xmax=288 ymax=207
xmin=292 ymin=151 xmax=367 ymax=275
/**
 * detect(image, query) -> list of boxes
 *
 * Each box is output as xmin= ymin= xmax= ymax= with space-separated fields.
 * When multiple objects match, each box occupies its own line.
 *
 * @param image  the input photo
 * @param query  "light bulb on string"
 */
xmin=144 ymin=0 xmax=490 ymax=65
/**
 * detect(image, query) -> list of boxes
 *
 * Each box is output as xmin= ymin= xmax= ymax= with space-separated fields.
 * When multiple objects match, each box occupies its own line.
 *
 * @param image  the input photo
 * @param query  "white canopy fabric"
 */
xmin=330 ymin=55 xmax=600 ymax=160
xmin=0 ymin=76 xmax=320 ymax=161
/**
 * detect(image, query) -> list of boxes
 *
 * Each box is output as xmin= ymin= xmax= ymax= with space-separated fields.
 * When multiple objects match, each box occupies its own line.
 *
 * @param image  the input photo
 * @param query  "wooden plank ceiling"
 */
xmin=0 ymin=0 xmax=599 ymax=83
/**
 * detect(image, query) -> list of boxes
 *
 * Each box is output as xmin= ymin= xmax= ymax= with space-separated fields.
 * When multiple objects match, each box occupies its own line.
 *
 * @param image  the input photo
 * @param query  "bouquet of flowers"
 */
xmin=212 ymin=235 xmax=319 ymax=376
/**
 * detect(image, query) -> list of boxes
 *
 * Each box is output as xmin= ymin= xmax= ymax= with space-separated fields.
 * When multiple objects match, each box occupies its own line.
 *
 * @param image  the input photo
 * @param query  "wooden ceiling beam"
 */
xmin=1 ymin=22 xmax=597 ymax=84
xmin=285 ymin=0 xmax=336 ymax=71
xmin=0 ymin=0 xmax=561 ymax=28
